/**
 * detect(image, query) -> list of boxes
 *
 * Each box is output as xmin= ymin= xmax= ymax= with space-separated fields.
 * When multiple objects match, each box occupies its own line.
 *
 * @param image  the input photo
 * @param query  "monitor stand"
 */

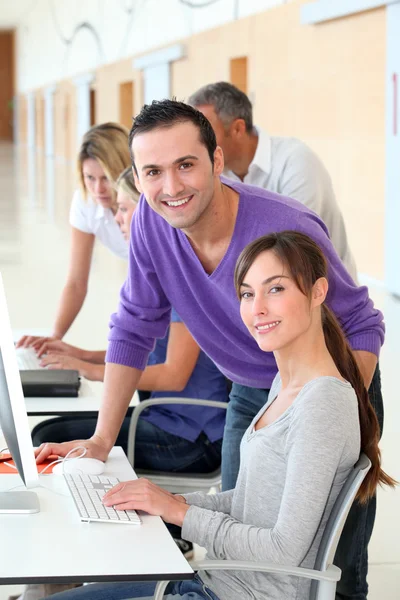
xmin=0 ymin=491 xmax=40 ymax=513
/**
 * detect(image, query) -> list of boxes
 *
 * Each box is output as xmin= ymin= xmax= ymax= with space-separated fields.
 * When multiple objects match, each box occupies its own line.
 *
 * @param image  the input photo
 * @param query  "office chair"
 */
xmin=127 ymin=397 xmax=229 ymax=493
xmin=152 ymin=453 xmax=371 ymax=600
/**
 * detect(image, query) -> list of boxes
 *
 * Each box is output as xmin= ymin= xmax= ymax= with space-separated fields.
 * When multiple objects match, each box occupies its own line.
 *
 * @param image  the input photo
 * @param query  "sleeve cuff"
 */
xmin=105 ymin=341 xmax=149 ymax=370
xmin=182 ymin=492 xmax=210 ymax=508
xmin=348 ymin=333 xmax=383 ymax=358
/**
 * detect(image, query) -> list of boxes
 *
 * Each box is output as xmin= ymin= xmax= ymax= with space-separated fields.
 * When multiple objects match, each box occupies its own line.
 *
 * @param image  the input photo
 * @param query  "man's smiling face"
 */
xmin=132 ymin=121 xmax=224 ymax=231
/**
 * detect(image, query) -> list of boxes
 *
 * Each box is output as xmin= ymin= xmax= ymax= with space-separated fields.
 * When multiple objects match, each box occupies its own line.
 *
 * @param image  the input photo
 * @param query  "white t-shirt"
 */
xmin=225 ymin=129 xmax=358 ymax=281
xmin=69 ymin=189 xmax=128 ymax=261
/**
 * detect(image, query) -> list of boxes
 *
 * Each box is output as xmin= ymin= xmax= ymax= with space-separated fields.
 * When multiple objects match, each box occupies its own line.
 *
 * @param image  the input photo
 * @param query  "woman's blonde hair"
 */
xmin=77 ymin=122 xmax=131 ymax=200
xmin=116 ymin=166 xmax=141 ymax=203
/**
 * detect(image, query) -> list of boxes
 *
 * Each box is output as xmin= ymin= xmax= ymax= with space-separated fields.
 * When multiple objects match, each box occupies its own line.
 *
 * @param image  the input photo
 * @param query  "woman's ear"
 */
xmin=312 ymin=277 xmax=329 ymax=307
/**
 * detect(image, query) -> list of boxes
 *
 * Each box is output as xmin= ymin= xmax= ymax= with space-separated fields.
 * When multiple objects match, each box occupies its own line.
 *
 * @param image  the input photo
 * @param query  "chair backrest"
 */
xmin=309 ymin=453 xmax=371 ymax=600
xmin=127 ymin=397 xmax=229 ymax=493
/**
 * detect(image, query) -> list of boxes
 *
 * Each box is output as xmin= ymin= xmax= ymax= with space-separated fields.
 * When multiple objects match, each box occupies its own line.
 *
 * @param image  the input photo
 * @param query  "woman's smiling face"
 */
xmin=239 ymin=250 xmax=314 ymax=353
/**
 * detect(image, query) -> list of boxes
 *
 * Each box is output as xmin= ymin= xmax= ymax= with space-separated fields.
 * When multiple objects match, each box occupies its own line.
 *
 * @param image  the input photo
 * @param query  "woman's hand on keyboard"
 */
xmin=102 ymin=478 xmax=190 ymax=527
xmin=34 ymin=436 xmax=109 ymax=464
xmin=39 ymin=353 xmax=104 ymax=381
xmin=16 ymin=335 xmax=60 ymax=352
xmin=36 ymin=339 xmax=84 ymax=359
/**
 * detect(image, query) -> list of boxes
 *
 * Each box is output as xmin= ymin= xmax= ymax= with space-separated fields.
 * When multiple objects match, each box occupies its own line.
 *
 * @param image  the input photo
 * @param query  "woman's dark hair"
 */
xmin=128 ymin=99 xmax=217 ymax=174
xmin=234 ymin=230 xmax=396 ymax=504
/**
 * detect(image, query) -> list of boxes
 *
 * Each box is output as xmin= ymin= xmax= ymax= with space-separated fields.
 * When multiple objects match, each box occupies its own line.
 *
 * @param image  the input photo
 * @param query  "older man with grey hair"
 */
xmin=189 ymin=81 xmax=357 ymax=280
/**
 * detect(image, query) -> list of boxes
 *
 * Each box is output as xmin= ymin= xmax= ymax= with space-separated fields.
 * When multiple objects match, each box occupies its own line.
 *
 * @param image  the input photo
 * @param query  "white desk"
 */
xmin=0 ymin=447 xmax=193 ymax=585
xmin=24 ymin=380 xmax=139 ymax=417
xmin=12 ymin=331 xmax=138 ymax=416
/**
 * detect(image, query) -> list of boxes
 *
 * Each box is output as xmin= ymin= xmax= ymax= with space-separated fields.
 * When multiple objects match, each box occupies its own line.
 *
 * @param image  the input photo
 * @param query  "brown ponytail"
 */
xmin=234 ymin=230 xmax=397 ymax=503
xmin=321 ymin=305 xmax=395 ymax=503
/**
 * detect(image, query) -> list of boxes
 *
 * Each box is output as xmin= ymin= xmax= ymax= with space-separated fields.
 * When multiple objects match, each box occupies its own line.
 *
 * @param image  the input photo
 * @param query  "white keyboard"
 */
xmin=64 ymin=473 xmax=142 ymax=525
xmin=16 ymin=347 xmax=43 ymax=370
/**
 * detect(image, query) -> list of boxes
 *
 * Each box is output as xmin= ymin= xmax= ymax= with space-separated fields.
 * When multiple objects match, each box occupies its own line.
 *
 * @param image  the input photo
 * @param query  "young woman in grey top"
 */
xmin=47 ymin=232 xmax=394 ymax=600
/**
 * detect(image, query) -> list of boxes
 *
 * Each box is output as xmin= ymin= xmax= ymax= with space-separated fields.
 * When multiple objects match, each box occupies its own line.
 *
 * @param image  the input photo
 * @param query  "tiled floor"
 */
xmin=0 ymin=143 xmax=399 ymax=598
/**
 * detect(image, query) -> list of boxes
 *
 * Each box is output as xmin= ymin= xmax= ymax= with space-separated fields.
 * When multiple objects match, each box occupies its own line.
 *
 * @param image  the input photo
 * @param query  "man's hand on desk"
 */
xmin=35 ymin=434 xmax=110 ymax=464
xmin=103 ymin=478 xmax=190 ymax=527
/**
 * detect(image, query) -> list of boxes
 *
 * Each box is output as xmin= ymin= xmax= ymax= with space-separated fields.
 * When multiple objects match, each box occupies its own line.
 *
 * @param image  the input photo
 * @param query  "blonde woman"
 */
xmin=17 ymin=123 xmax=131 ymax=352
xmin=35 ymin=167 xmax=140 ymax=379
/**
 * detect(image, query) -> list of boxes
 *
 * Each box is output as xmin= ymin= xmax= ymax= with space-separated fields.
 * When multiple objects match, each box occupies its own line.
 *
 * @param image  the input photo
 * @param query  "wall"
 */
xmin=54 ymin=81 xmax=77 ymax=162
xmin=16 ymin=0 xmax=387 ymax=280
xmin=170 ymin=1 xmax=387 ymax=279
xmin=18 ymin=93 xmax=27 ymax=144
xmin=95 ymin=58 xmax=144 ymax=125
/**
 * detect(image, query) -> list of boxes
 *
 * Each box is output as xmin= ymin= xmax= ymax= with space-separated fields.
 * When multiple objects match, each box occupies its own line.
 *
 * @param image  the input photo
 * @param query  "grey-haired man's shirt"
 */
xmin=225 ymin=129 xmax=358 ymax=281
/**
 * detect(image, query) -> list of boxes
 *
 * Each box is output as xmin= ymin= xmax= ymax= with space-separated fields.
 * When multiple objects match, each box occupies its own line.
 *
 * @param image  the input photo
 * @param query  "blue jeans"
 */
xmin=221 ymin=366 xmax=383 ymax=600
xmin=31 ymin=411 xmax=222 ymax=474
xmin=46 ymin=575 xmax=220 ymax=600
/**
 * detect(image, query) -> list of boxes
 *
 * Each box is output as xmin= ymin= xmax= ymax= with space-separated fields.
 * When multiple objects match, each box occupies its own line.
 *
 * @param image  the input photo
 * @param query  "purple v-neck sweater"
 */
xmin=106 ymin=179 xmax=384 ymax=389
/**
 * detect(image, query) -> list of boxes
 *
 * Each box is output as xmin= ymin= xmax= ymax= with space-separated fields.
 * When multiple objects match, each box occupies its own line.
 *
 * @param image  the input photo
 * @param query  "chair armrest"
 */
xmin=127 ymin=398 xmax=229 ymax=466
xmin=153 ymin=563 xmax=340 ymax=599
xmin=191 ymin=560 xmax=341 ymax=583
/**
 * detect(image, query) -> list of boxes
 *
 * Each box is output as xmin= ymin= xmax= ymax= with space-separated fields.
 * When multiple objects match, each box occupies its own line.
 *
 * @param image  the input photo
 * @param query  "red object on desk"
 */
xmin=0 ymin=454 xmax=56 ymax=474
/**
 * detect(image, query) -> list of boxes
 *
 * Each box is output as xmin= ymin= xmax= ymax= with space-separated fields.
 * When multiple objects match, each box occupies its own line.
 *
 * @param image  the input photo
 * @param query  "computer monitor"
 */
xmin=0 ymin=273 xmax=40 ymax=513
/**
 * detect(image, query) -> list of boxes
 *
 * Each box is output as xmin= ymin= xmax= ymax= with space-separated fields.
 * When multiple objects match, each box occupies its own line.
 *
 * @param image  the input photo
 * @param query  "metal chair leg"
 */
xmin=316 ymin=579 xmax=337 ymax=600
xmin=153 ymin=580 xmax=170 ymax=600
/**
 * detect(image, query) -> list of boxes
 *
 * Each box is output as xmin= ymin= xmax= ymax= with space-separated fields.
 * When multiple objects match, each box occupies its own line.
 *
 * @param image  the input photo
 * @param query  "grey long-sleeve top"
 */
xmin=182 ymin=375 xmax=361 ymax=600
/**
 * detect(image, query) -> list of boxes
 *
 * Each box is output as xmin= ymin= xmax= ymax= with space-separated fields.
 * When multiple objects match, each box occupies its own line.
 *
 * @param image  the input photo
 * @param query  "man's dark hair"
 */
xmin=129 ymin=99 xmax=217 ymax=174
xmin=188 ymin=82 xmax=254 ymax=133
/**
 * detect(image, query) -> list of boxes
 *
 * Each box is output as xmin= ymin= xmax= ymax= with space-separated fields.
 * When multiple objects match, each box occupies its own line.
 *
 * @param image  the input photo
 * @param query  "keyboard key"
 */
xmin=116 ymin=511 xmax=129 ymax=521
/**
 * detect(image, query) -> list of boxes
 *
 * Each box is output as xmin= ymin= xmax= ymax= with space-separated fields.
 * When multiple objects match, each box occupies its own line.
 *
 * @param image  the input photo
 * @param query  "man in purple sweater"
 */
xmin=37 ymin=100 xmax=384 ymax=600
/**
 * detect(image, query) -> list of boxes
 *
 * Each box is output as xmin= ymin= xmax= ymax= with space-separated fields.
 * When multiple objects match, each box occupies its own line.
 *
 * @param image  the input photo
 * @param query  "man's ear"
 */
xmin=312 ymin=277 xmax=329 ymax=307
xmin=231 ymin=118 xmax=247 ymax=138
xmin=213 ymin=146 xmax=225 ymax=176
xmin=132 ymin=166 xmax=143 ymax=193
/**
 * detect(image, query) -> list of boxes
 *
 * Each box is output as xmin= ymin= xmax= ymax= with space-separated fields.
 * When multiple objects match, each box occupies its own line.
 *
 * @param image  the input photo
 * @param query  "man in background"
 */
xmin=189 ymin=81 xmax=358 ymax=280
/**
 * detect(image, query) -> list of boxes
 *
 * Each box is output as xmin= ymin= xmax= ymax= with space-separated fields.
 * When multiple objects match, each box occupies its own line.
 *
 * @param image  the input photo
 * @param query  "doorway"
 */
xmin=119 ymin=81 xmax=134 ymax=129
xmin=90 ymin=88 xmax=96 ymax=126
xmin=230 ymin=57 xmax=248 ymax=94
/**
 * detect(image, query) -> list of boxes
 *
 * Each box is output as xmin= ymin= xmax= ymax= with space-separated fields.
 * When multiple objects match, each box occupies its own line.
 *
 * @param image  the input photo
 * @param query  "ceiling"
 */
xmin=0 ymin=0 xmax=38 ymax=29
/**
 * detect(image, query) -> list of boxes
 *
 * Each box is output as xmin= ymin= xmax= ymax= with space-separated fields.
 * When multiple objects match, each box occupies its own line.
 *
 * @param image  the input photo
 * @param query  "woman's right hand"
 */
xmin=16 ymin=335 xmax=60 ymax=352
xmin=36 ymin=339 xmax=82 ymax=359
xmin=35 ymin=435 xmax=110 ymax=464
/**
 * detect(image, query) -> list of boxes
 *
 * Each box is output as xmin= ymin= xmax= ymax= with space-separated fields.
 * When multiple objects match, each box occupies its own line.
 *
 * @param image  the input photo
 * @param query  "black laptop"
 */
xmin=20 ymin=370 xmax=81 ymax=397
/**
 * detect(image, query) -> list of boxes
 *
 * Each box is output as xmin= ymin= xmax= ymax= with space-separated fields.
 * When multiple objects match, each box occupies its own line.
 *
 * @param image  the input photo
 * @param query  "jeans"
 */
xmin=32 ymin=410 xmax=222 ymax=539
xmin=32 ymin=410 xmax=222 ymax=474
xmin=221 ymin=366 xmax=383 ymax=600
xmin=221 ymin=385 xmax=269 ymax=491
xmin=45 ymin=574 xmax=220 ymax=600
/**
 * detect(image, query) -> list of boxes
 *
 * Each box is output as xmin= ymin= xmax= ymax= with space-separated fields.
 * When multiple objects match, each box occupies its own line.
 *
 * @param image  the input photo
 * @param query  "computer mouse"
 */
xmin=52 ymin=457 xmax=105 ymax=476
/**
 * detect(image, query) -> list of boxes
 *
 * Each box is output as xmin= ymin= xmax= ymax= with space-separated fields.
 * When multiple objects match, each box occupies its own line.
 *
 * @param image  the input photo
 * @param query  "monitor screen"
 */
xmin=0 ymin=273 xmax=39 ymax=490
